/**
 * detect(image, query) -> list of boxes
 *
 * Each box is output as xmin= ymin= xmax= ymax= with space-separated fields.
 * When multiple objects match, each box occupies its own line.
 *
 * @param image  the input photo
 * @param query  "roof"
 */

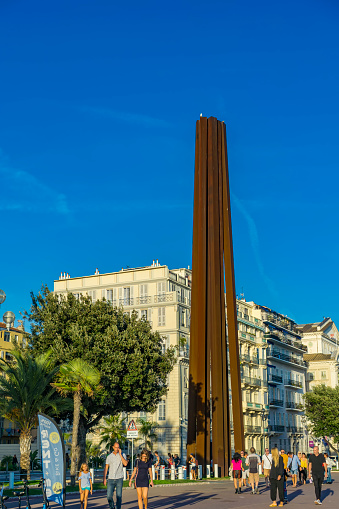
xmin=0 ymin=322 xmax=25 ymax=333
xmin=304 ymin=353 xmax=333 ymax=362
xmin=297 ymin=318 xmax=332 ymax=333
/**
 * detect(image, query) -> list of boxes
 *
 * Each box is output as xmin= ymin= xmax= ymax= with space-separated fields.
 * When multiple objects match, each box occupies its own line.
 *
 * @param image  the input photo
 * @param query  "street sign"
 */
xmin=309 ymin=440 xmax=314 ymax=448
xmin=127 ymin=419 xmax=138 ymax=438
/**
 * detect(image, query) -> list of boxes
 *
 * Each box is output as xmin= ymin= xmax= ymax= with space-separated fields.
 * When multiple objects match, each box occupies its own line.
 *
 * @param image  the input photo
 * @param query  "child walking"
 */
xmin=79 ymin=463 xmax=93 ymax=509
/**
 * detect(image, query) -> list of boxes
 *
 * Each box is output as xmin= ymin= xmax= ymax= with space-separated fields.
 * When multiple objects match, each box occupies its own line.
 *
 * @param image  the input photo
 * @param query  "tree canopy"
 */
xmin=303 ymin=384 xmax=339 ymax=453
xmin=24 ymin=286 xmax=176 ymax=433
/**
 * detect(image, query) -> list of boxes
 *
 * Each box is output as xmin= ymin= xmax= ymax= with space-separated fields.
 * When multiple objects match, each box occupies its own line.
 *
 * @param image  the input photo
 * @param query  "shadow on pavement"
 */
xmin=322 ymin=488 xmax=334 ymax=500
xmin=286 ymin=488 xmax=303 ymax=502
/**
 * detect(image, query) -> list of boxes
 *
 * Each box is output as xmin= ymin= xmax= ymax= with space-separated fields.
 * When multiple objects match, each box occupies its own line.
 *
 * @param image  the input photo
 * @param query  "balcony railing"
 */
xmin=240 ymin=354 xmax=263 ymax=365
xmin=267 ymin=349 xmax=306 ymax=367
xmin=244 ymin=425 xmax=261 ymax=434
xmin=119 ymin=298 xmax=134 ymax=306
xmin=286 ymin=402 xmax=303 ymax=410
xmin=269 ymin=399 xmax=284 ymax=407
xmin=286 ymin=426 xmax=304 ymax=434
xmin=135 ymin=296 xmax=152 ymax=304
xmin=245 ymin=402 xmax=263 ymax=411
xmin=268 ymin=374 xmax=283 ymax=384
xmin=269 ymin=425 xmax=285 ymax=433
xmin=242 ymin=376 xmax=261 ymax=387
xmin=285 ymin=379 xmax=302 ymax=388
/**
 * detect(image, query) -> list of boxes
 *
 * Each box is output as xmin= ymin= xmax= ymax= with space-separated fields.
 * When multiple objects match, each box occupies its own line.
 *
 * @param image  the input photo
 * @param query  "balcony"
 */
xmin=135 ymin=296 xmax=152 ymax=305
xmin=284 ymin=379 xmax=302 ymax=389
xmin=245 ymin=402 xmax=263 ymax=412
xmin=244 ymin=425 xmax=262 ymax=434
xmin=268 ymin=374 xmax=283 ymax=384
xmin=267 ymin=349 xmax=306 ymax=368
xmin=242 ymin=376 xmax=261 ymax=387
xmin=269 ymin=399 xmax=284 ymax=407
xmin=240 ymin=354 xmax=261 ymax=365
xmin=269 ymin=425 xmax=285 ymax=433
xmin=286 ymin=402 xmax=303 ymax=411
xmin=286 ymin=426 xmax=304 ymax=434
xmin=119 ymin=297 xmax=134 ymax=306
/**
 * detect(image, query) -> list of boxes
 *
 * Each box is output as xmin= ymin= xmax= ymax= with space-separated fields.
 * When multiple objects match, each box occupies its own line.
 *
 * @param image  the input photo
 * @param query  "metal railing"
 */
xmin=268 ymin=374 xmax=283 ymax=384
xmin=269 ymin=399 xmax=284 ymax=407
xmin=242 ymin=376 xmax=261 ymax=387
xmin=286 ymin=401 xmax=303 ymax=410
xmin=285 ymin=379 xmax=302 ymax=388
xmin=267 ymin=349 xmax=306 ymax=367
xmin=269 ymin=424 xmax=285 ymax=432
xmin=244 ymin=425 xmax=261 ymax=434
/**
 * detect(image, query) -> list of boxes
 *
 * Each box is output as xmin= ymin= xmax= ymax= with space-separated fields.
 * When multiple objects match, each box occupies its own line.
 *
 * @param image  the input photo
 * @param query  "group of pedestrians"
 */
xmin=230 ymin=445 xmax=334 ymax=506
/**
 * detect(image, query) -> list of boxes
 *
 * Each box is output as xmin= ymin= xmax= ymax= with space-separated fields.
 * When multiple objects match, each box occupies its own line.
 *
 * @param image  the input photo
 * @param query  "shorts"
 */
xmin=291 ymin=469 xmax=298 ymax=476
xmin=242 ymin=470 xmax=249 ymax=479
xmin=249 ymin=472 xmax=259 ymax=484
xmin=233 ymin=470 xmax=241 ymax=479
xmin=81 ymin=487 xmax=90 ymax=491
xmin=264 ymin=468 xmax=271 ymax=477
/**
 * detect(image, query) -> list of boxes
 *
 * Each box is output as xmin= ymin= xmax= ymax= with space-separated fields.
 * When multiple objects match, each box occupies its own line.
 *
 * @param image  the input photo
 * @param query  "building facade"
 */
xmin=54 ymin=261 xmax=191 ymax=460
xmin=297 ymin=318 xmax=339 ymax=356
xmin=304 ymin=353 xmax=339 ymax=391
xmin=0 ymin=320 xmax=27 ymax=446
xmin=256 ymin=306 xmax=308 ymax=453
xmin=236 ymin=300 xmax=269 ymax=454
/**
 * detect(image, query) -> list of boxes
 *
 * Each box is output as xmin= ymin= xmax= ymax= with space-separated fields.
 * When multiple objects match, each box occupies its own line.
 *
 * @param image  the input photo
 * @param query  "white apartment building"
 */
xmin=304 ymin=353 xmax=339 ymax=391
xmin=236 ymin=300 xmax=269 ymax=454
xmin=54 ymin=261 xmax=191 ymax=460
xmin=297 ymin=318 xmax=339 ymax=356
xmin=256 ymin=305 xmax=308 ymax=454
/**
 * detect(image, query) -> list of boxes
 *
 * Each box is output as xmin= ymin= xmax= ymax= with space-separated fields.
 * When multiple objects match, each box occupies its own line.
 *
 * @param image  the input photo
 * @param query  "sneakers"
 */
xmin=239 ymin=488 xmax=242 ymax=493
xmin=256 ymin=487 xmax=259 ymax=494
xmin=314 ymin=500 xmax=322 ymax=505
xmin=269 ymin=503 xmax=277 ymax=507
xmin=251 ymin=490 xmax=255 ymax=495
xmin=279 ymin=503 xmax=284 ymax=507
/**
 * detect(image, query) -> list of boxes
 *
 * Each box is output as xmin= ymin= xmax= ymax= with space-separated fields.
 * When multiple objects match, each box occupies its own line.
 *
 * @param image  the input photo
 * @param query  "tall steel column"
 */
xmin=187 ymin=117 xmax=244 ymax=477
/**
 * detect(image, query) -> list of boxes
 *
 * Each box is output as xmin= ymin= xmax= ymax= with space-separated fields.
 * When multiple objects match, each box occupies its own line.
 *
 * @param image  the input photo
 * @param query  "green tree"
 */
xmin=138 ymin=418 xmax=158 ymax=450
xmin=99 ymin=415 xmax=127 ymax=450
xmin=303 ymin=384 xmax=339 ymax=453
xmin=25 ymin=286 xmax=175 ymax=465
xmin=52 ymin=358 xmax=101 ymax=480
xmin=0 ymin=351 xmax=64 ymax=479
xmin=30 ymin=450 xmax=41 ymax=470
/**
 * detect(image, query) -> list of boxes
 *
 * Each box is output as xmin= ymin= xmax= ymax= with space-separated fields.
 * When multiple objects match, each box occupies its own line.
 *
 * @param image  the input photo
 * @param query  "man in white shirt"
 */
xmin=103 ymin=442 xmax=128 ymax=509
xmin=262 ymin=447 xmax=273 ymax=488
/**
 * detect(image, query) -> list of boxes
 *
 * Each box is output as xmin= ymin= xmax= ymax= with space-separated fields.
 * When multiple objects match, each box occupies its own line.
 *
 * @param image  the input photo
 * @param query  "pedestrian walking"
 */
xmin=241 ymin=451 xmax=249 ymax=488
xmin=12 ymin=454 xmax=18 ymax=468
xmin=324 ymin=454 xmax=333 ymax=484
xmin=154 ymin=451 xmax=160 ymax=480
xmin=189 ymin=454 xmax=197 ymax=480
xmin=246 ymin=447 xmax=261 ymax=494
xmin=78 ymin=463 xmax=93 ymax=509
xmin=129 ymin=449 xmax=153 ymax=509
xmin=297 ymin=452 xmax=302 ymax=485
xmin=262 ymin=447 xmax=273 ymax=488
xmin=287 ymin=451 xmax=300 ymax=487
xmin=279 ymin=449 xmax=288 ymax=503
xmin=232 ymin=452 xmax=242 ymax=494
xmin=269 ymin=448 xmax=284 ymax=507
xmin=308 ymin=445 xmax=327 ymax=505
xmin=167 ymin=453 xmax=173 ymax=479
xmin=103 ymin=442 xmax=128 ymax=509
xmin=300 ymin=453 xmax=308 ymax=485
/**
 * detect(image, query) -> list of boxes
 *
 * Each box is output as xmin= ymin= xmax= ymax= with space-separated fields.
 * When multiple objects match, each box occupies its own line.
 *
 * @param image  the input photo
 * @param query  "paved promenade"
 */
xmin=5 ymin=474 xmax=339 ymax=508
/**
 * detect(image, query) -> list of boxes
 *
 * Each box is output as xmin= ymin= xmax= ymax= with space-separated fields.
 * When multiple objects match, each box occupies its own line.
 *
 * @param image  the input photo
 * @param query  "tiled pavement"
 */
xmin=4 ymin=473 xmax=338 ymax=508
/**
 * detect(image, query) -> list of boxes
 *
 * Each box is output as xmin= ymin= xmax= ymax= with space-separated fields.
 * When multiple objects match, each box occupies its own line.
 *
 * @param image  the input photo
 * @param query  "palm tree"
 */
xmin=52 ymin=358 xmax=101 ymax=481
xmin=138 ymin=418 xmax=158 ymax=450
xmin=86 ymin=440 xmax=104 ymax=467
xmin=0 ymin=350 xmax=62 ymax=479
xmin=99 ymin=415 xmax=127 ymax=450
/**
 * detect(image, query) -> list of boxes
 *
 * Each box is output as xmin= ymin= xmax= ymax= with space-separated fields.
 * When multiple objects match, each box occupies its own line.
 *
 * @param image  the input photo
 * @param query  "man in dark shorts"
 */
xmin=308 ymin=446 xmax=327 ymax=505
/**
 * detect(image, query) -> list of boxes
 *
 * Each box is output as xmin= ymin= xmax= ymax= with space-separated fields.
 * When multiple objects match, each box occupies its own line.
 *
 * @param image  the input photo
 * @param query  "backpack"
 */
xmin=248 ymin=454 xmax=259 ymax=473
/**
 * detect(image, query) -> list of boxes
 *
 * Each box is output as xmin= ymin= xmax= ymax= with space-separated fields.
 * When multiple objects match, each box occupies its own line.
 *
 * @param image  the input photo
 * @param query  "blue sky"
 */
xmin=1 ymin=0 xmax=338 ymax=327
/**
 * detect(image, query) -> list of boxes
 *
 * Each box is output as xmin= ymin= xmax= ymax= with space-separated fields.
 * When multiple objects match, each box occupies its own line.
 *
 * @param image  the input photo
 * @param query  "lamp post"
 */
xmin=3 ymin=311 xmax=15 ymax=330
xmin=301 ymin=415 xmax=308 ymax=452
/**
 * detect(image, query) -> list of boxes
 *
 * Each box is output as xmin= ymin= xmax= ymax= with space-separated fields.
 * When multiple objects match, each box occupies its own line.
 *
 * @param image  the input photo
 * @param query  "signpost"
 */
xmin=127 ymin=420 xmax=138 ymax=471
xmin=309 ymin=440 xmax=314 ymax=448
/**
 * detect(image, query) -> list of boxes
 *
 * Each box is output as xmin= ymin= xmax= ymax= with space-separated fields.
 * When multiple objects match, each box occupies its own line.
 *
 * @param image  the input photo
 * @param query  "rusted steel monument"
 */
xmin=187 ymin=116 xmax=244 ymax=476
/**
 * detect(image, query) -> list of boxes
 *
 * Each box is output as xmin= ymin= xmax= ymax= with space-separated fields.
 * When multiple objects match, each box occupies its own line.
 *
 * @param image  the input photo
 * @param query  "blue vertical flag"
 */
xmin=38 ymin=413 xmax=66 ymax=508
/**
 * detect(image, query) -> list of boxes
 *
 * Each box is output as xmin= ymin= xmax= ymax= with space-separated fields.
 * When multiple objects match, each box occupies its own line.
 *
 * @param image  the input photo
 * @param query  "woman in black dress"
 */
xmin=129 ymin=449 xmax=154 ymax=509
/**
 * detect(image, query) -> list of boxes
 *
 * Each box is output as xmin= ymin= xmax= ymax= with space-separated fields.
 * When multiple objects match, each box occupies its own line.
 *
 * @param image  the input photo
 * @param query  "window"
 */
xmin=184 ymin=394 xmax=188 ymax=419
xmin=106 ymin=289 xmax=113 ymax=302
xmin=139 ymin=411 xmax=147 ymax=419
xmin=5 ymin=352 xmax=12 ymax=360
xmin=139 ymin=284 xmax=148 ymax=303
xmin=158 ymin=400 xmax=166 ymax=421
xmin=180 ymin=307 xmax=185 ymax=327
xmin=88 ymin=290 xmax=96 ymax=301
xmin=141 ymin=309 xmax=148 ymax=320
xmin=161 ymin=336 xmax=170 ymax=354
xmin=308 ymin=372 xmax=314 ymax=381
xmin=321 ymin=371 xmax=327 ymax=380
xmin=158 ymin=307 xmax=166 ymax=327
xmin=4 ymin=332 xmax=10 ymax=342
xmin=157 ymin=282 xmax=166 ymax=295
